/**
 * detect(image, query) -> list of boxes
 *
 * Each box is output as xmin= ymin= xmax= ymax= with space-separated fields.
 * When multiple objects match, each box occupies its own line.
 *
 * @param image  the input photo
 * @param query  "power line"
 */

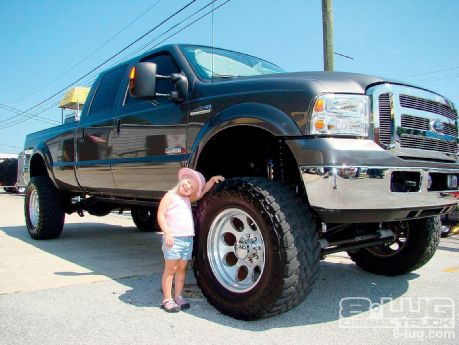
xmin=405 ymin=65 xmax=459 ymax=80
xmin=119 ymin=0 xmax=220 ymax=62
xmin=0 ymin=143 xmax=22 ymax=149
xmin=0 ymin=0 xmax=197 ymax=129
xmin=7 ymin=0 xmax=161 ymax=105
xmin=0 ymin=75 xmax=100 ymax=129
xmin=55 ymin=0 xmax=229 ymax=86
xmin=0 ymin=102 xmax=61 ymax=128
xmin=1 ymin=0 xmax=232 ymax=130
xmin=411 ymin=73 xmax=459 ymax=84
xmin=334 ymin=51 xmax=353 ymax=60
xmin=153 ymin=0 xmax=230 ymax=48
xmin=109 ymin=0 xmax=229 ymax=69
xmin=0 ymin=104 xmax=59 ymax=125
xmin=12 ymin=0 xmax=230 ymax=129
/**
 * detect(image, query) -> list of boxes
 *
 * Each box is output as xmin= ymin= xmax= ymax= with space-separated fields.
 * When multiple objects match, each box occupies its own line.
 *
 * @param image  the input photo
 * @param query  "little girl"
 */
xmin=157 ymin=168 xmax=224 ymax=312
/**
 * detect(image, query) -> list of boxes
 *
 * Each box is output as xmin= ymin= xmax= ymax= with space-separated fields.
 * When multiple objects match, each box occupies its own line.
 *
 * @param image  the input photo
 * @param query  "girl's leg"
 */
xmin=162 ymin=259 xmax=178 ymax=301
xmin=174 ymin=259 xmax=189 ymax=298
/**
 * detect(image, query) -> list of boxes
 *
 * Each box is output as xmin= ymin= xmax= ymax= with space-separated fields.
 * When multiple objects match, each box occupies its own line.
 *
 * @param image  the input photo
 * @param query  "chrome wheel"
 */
xmin=207 ymin=208 xmax=266 ymax=293
xmin=28 ymin=190 xmax=39 ymax=228
xmin=441 ymin=225 xmax=451 ymax=234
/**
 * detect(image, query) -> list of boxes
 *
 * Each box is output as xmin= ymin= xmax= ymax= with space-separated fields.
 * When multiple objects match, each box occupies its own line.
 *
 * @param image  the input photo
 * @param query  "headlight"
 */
xmin=310 ymin=94 xmax=370 ymax=136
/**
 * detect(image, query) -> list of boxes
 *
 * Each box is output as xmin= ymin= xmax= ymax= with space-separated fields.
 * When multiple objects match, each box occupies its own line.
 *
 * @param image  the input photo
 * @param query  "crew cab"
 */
xmin=24 ymin=44 xmax=459 ymax=320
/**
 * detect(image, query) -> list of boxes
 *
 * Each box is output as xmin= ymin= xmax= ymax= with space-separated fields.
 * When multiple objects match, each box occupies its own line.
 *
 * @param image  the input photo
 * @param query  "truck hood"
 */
xmin=204 ymin=71 xmax=442 ymax=98
xmin=282 ymin=71 xmax=447 ymax=99
xmin=258 ymin=71 xmax=389 ymax=94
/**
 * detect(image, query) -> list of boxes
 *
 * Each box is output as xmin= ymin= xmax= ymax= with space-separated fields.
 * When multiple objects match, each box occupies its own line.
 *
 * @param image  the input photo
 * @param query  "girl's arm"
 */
xmin=157 ymin=192 xmax=174 ymax=248
xmin=191 ymin=175 xmax=225 ymax=202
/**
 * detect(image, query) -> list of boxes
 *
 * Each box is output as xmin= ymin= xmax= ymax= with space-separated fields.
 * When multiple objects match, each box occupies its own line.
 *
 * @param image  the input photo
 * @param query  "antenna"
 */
xmin=211 ymin=1 xmax=214 ymax=81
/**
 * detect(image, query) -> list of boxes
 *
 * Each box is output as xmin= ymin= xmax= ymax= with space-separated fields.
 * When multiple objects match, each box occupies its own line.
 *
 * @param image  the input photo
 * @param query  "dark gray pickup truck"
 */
xmin=24 ymin=44 xmax=459 ymax=320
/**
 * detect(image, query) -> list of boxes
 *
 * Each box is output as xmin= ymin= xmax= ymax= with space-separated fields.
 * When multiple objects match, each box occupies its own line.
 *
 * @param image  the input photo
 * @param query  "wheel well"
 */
xmin=30 ymin=154 xmax=48 ymax=178
xmin=195 ymin=126 xmax=301 ymax=188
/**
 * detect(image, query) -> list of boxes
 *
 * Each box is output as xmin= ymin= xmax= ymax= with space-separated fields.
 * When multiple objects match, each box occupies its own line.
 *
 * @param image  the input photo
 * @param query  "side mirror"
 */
xmin=129 ymin=62 xmax=157 ymax=98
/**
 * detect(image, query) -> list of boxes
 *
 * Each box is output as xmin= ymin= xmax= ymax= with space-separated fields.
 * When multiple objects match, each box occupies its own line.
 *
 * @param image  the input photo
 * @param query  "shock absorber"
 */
xmin=277 ymin=139 xmax=286 ymax=183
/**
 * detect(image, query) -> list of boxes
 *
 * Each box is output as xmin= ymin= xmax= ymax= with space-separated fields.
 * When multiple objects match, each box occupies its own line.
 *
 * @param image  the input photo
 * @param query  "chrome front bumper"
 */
xmin=301 ymin=165 xmax=458 ymax=223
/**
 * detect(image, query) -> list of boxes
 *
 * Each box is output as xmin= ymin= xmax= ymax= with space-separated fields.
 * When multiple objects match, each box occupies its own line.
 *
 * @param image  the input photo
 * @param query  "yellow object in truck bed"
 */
xmin=59 ymin=87 xmax=89 ymax=110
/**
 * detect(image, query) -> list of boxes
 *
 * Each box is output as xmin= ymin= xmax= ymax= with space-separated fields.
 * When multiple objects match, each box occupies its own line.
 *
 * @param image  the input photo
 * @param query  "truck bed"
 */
xmin=24 ymin=122 xmax=77 ymax=151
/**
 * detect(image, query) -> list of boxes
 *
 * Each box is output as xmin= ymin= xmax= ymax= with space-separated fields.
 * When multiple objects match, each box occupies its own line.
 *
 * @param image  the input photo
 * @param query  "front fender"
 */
xmin=189 ymin=102 xmax=302 ymax=168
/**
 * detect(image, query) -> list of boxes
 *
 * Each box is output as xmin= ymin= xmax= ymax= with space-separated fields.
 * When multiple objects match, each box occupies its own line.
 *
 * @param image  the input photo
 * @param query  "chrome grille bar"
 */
xmin=378 ymin=93 xmax=392 ymax=146
xmin=400 ymin=134 xmax=457 ymax=154
xmin=401 ymin=114 xmax=429 ymax=131
xmin=443 ymin=123 xmax=458 ymax=136
xmin=400 ymin=94 xmax=456 ymax=120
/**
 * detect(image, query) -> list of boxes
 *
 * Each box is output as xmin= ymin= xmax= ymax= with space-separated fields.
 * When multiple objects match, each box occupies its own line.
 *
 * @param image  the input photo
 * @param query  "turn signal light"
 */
xmin=129 ymin=67 xmax=136 ymax=91
xmin=314 ymin=119 xmax=325 ymax=130
xmin=314 ymin=98 xmax=325 ymax=112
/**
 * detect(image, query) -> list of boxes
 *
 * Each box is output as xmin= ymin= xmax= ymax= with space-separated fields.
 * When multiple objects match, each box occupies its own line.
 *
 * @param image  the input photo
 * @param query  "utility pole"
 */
xmin=322 ymin=0 xmax=334 ymax=71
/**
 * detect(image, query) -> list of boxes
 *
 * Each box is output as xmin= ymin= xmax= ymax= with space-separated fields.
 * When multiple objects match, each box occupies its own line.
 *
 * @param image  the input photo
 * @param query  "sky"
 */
xmin=0 ymin=0 xmax=458 ymax=153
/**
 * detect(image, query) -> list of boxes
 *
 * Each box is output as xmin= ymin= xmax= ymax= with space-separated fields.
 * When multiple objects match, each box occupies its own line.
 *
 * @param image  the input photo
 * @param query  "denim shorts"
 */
xmin=162 ymin=236 xmax=194 ymax=260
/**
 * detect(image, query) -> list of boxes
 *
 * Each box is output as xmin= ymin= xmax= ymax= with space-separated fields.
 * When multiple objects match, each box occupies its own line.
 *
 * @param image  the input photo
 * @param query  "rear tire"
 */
xmin=348 ymin=217 xmax=441 ymax=276
xmin=194 ymin=177 xmax=320 ymax=320
xmin=131 ymin=208 xmax=160 ymax=232
xmin=24 ymin=176 xmax=65 ymax=240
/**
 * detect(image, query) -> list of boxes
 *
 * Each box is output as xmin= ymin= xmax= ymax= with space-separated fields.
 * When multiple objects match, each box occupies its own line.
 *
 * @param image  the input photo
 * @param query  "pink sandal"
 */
xmin=174 ymin=296 xmax=190 ymax=309
xmin=161 ymin=298 xmax=180 ymax=313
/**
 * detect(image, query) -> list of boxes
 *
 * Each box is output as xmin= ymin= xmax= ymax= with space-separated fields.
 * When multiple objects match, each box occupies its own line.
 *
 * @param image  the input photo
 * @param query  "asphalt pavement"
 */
xmin=0 ymin=190 xmax=458 ymax=345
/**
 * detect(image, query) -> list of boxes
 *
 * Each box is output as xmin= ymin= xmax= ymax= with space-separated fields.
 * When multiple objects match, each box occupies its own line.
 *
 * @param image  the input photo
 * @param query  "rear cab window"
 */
xmin=88 ymin=65 xmax=128 ymax=116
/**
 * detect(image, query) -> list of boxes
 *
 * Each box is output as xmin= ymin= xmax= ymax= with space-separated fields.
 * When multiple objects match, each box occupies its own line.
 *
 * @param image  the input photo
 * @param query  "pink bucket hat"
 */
xmin=178 ymin=168 xmax=206 ymax=197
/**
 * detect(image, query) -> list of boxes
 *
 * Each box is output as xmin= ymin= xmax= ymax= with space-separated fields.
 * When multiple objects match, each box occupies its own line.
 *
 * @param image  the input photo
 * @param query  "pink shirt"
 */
xmin=164 ymin=191 xmax=194 ymax=237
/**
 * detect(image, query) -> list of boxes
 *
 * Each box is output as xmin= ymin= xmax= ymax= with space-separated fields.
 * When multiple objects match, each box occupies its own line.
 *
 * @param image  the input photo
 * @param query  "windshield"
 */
xmin=181 ymin=45 xmax=285 ymax=80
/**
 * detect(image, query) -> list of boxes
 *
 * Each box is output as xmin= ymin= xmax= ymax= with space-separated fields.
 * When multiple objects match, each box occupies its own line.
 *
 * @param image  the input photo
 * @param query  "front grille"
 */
xmin=372 ymin=85 xmax=458 ymax=159
xmin=400 ymin=94 xmax=456 ymax=120
xmin=400 ymin=134 xmax=457 ymax=154
xmin=378 ymin=93 xmax=392 ymax=146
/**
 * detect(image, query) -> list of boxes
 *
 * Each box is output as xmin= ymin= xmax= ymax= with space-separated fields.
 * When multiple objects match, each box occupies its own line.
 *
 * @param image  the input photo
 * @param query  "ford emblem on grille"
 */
xmin=432 ymin=119 xmax=445 ymax=133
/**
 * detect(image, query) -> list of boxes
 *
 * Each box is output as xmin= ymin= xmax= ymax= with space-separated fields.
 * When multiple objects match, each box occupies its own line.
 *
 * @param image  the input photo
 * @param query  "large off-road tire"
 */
xmin=24 ymin=176 xmax=65 ymax=240
xmin=131 ymin=208 xmax=160 ymax=232
xmin=193 ymin=177 xmax=320 ymax=320
xmin=348 ymin=217 xmax=441 ymax=276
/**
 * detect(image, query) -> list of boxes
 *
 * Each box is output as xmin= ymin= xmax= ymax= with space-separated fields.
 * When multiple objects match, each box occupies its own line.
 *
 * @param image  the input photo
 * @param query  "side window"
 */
xmin=89 ymin=65 xmax=127 ymax=115
xmin=125 ymin=54 xmax=180 ymax=105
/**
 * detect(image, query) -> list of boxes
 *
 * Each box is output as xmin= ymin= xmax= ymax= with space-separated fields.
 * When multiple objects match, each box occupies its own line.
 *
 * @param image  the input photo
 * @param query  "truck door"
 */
xmin=111 ymin=53 xmax=188 ymax=199
xmin=76 ymin=65 xmax=128 ymax=193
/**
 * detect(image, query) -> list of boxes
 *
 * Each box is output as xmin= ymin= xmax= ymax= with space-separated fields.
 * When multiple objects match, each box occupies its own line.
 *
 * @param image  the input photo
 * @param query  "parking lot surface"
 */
xmin=1 ymin=191 xmax=458 ymax=345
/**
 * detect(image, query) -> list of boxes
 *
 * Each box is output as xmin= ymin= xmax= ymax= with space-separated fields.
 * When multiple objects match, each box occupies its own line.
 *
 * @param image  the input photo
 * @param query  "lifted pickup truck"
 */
xmin=24 ymin=44 xmax=459 ymax=320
